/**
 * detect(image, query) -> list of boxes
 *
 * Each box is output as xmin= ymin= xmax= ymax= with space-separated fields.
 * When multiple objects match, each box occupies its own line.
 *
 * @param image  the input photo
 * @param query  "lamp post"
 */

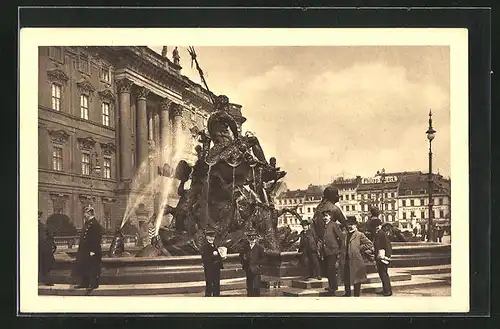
xmin=426 ymin=110 xmax=436 ymax=242
xmin=376 ymin=168 xmax=386 ymax=222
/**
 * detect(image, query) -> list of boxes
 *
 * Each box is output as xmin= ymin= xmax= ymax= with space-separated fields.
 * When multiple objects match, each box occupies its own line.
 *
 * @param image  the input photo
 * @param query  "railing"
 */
xmin=53 ymin=234 xmax=139 ymax=249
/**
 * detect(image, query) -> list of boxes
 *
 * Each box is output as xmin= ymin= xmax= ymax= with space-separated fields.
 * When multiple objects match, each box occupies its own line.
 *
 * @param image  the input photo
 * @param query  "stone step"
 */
xmin=290 ymin=271 xmax=411 ymax=289
xmin=38 ymin=277 xmax=248 ymax=296
xmin=281 ymin=273 xmax=451 ymax=297
xmin=398 ymin=264 xmax=451 ymax=275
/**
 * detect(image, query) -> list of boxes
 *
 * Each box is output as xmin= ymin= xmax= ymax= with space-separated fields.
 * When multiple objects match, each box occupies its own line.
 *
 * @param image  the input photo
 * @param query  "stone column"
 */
xmin=156 ymin=98 xmax=172 ymax=216
xmin=116 ymin=78 xmax=134 ymax=184
xmin=169 ymin=103 xmax=184 ymax=159
xmin=147 ymin=108 xmax=156 ymax=183
xmin=136 ymin=86 xmax=150 ymax=184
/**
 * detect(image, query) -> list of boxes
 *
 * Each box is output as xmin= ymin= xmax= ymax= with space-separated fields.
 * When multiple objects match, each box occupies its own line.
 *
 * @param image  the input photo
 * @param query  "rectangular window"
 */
xmin=49 ymin=46 xmax=63 ymax=62
xmin=339 ymin=195 xmax=343 ymax=201
xmin=101 ymin=65 xmax=110 ymax=82
xmin=52 ymin=198 xmax=65 ymax=215
xmin=440 ymin=210 xmax=444 ymax=218
xmin=102 ymin=102 xmax=110 ymax=126
xmin=51 ymin=83 xmax=61 ymax=111
xmin=103 ymin=157 xmax=111 ymax=179
xmin=402 ymin=200 xmax=406 ymax=207
xmin=421 ymin=199 xmax=425 ymax=206
xmin=81 ymin=153 xmax=91 ymax=175
xmin=388 ymin=203 xmax=391 ymax=211
xmin=80 ymin=94 xmax=89 ymax=120
xmin=103 ymin=204 xmax=112 ymax=231
xmin=402 ymin=212 xmax=407 ymax=220
xmin=421 ymin=211 xmax=425 ymax=219
xmin=434 ymin=210 xmax=439 ymax=218
xmin=79 ymin=54 xmax=90 ymax=73
xmin=52 ymin=146 xmax=63 ymax=171
xmin=439 ymin=198 xmax=444 ymax=205
xmin=307 ymin=207 xmax=311 ymax=213
xmin=410 ymin=211 xmax=415 ymax=218
xmin=410 ymin=199 xmax=415 ymax=206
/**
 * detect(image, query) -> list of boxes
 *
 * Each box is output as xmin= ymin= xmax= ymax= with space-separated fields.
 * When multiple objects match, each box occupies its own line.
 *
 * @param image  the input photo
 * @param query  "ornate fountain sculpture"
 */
xmin=108 ymin=47 xmax=298 ymax=258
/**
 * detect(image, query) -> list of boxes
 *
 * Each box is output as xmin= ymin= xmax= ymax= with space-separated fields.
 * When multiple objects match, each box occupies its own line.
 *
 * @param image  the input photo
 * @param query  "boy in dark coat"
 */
xmin=298 ymin=220 xmax=321 ymax=280
xmin=73 ymin=205 xmax=103 ymax=292
xmin=373 ymin=219 xmax=393 ymax=296
xmin=239 ymin=229 xmax=266 ymax=297
xmin=201 ymin=229 xmax=224 ymax=297
xmin=38 ymin=212 xmax=56 ymax=286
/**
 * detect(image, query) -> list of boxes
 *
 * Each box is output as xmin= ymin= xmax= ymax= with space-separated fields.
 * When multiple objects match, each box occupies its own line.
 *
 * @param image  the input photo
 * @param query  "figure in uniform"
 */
xmin=201 ymin=229 xmax=225 ymax=296
xmin=38 ymin=211 xmax=56 ymax=286
xmin=298 ymin=220 xmax=321 ymax=281
xmin=73 ymin=205 xmax=103 ymax=292
xmin=372 ymin=218 xmax=393 ymax=296
xmin=239 ymin=229 xmax=265 ymax=297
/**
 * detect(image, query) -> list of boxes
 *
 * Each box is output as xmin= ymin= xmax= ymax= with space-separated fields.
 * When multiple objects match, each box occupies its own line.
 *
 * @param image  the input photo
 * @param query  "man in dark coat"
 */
xmin=239 ymin=229 xmax=266 ymax=297
xmin=313 ymin=187 xmax=348 ymax=232
xmin=340 ymin=216 xmax=373 ymax=297
xmin=38 ymin=212 xmax=56 ymax=286
xmin=201 ymin=229 xmax=224 ymax=297
xmin=73 ymin=205 xmax=103 ymax=291
xmin=298 ymin=220 xmax=321 ymax=280
xmin=315 ymin=209 xmax=343 ymax=296
xmin=372 ymin=218 xmax=393 ymax=296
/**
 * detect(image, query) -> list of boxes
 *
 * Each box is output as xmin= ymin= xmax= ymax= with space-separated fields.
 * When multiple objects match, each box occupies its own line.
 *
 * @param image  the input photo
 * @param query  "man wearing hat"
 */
xmin=372 ymin=218 xmax=393 ymax=296
xmin=365 ymin=206 xmax=381 ymax=241
xmin=38 ymin=211 xmax=56 ymax=286
xmin=316 ymin=209 xmax=344 ymax=295
xmin=73 ymin=205 xmax=103 ymax=292
xmin=340 ymin=216 xmax=374 ymax=297
xmin=239 ymin=229 xmax=266 ymax=297
xmin=298 ymin=220 xmax=321 ymax=280
xmin=201 ymin=229 xmax=224 ymax=297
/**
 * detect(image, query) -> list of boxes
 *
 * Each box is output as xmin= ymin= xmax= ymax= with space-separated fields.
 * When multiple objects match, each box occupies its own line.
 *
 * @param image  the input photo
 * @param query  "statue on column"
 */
xmin=161 ymin=46 xmax=168 ymax=58
xmin=172 ymin=47 xmax=180 ymax=65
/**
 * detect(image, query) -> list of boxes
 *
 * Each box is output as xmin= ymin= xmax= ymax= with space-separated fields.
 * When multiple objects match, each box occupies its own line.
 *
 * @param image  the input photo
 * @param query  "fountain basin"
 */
xmin=49 ymin=243 xmax=450 ymax=285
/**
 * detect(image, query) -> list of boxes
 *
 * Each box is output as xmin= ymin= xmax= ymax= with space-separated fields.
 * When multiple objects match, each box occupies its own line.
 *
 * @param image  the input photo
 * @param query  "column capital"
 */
xmin=160 ymin=98 xmax=173 ymax=111
xmin=116 ymin=78 xmax=133 ymax=94
xmin=136 ymin=86 xmax=151 ymax=100
xmin=169 ymin=103 xmax=183 ymax=119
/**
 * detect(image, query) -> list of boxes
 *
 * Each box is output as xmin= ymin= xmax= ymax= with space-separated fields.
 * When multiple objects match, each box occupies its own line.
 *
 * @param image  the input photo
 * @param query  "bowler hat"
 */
xmin=346 ymin=216 xmax=358 ymax=225
xmin=246 ymin=229 xmax=259 ymax=238
xmin=205 ymin=229 xmax=216 ymax=236
xmin=84 ymin=205 xmax=95 ymax=214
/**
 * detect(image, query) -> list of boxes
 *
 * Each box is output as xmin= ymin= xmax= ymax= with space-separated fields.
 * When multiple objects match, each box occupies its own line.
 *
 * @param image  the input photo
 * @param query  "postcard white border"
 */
xmin=19 ymin=28 xmax=469 ymax=313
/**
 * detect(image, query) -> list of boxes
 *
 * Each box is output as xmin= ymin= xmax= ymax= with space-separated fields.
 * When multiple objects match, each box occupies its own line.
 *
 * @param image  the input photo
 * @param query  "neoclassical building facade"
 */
xmin=38 ymin=46 xmax=245 ymax=232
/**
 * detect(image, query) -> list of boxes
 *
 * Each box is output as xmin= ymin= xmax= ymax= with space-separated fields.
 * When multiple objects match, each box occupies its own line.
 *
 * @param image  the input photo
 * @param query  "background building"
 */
xmin=38 ymin=46 xmax=245 ymax=233
xmin=275 ymin=171 xmax=451 ymax=233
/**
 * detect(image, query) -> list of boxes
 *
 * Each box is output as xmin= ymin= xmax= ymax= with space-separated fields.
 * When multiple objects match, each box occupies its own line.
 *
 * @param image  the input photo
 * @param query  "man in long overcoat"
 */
xmin=298 ymin=220 xmax=321 ymax=280
xmin=38 ymin=212 xmax=56 ymax=286
xmin=73 ymin=205 xmax=103 ymax=291
xmin=239 ymin=229 xmax=266 ymax=297
xmin=339 ymin=216 xmax=374 ymax=297
xmin=201 ymin=229 xmax=224 ymax=297
xmin=315 ymin=209 xmax=343 ymax=295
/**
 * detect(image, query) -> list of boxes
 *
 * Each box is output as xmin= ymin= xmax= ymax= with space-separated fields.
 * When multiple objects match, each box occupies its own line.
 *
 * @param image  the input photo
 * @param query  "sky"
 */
xmin=150 ymin=46 xmax=450 ymax=190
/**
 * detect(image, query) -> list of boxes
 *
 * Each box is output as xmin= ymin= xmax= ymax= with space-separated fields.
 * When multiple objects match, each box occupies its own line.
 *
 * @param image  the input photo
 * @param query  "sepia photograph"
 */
xmin=19 ymin=28 xmax=469 ymax=313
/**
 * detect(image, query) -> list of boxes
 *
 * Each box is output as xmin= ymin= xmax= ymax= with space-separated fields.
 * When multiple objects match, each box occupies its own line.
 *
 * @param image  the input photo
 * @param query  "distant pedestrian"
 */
xmin=201 ymin=229 xmax=225 ymax=297
xmin=239 ymin=229 xmax=265 ymax=297
xmin=339 ymin=216 xmax=373 ymax=297
xmin=148 ymin=213 xmax=157 ymax=243
xmin=437 ymin=227 xmax=444 ymax=243
xmin=372 ymin=218 xmax=393 ymax=296
xmin=38 ymin=212 xmax=56 ymax=286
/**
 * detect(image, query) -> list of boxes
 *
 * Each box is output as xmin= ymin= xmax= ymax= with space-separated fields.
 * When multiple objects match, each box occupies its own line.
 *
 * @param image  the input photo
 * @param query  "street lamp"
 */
xmin=89 ymin=151 xmax=101 ymax=214
xmin=376 ymin=168 xmax=386 ymax=222
xmin=426 ymin=109 xmax=436 ymax=242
